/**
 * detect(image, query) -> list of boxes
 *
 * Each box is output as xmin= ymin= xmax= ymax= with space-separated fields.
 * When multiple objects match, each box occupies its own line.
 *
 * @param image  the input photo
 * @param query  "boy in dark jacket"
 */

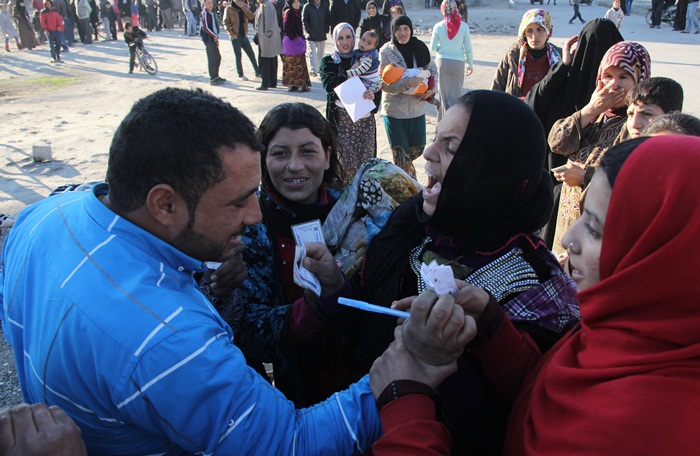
xmin=124 ymin=21 xmax=146 ymax=73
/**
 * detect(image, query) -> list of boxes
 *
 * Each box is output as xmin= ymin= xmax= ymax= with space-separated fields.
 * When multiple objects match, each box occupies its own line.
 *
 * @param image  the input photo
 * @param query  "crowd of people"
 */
xmin=2 ymin=1 xmax=700 ymax=455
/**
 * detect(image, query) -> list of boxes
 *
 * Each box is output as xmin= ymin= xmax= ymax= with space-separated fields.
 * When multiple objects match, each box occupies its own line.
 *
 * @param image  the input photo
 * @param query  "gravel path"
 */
xmin=0 ymin=324 xmax=22 ymax=410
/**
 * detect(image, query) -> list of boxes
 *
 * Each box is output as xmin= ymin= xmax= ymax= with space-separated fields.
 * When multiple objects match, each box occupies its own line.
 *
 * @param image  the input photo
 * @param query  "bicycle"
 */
xmin=131 ymin=39 xmax=158 ymax=75
xmin=646 ymin=4 xmax=677 ymax=26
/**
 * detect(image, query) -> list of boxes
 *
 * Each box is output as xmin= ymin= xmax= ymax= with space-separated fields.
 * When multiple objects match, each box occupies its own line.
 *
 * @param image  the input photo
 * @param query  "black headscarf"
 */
xmin=564 ymin=18 xmax=624 ymax=111
xmin=283 ymin=0 xmax=303 ymax=40
xmin=360 ymin=1 xmax=386 ymax=42
xmin=363 ymin=90 xmax=553 ymax=294
xmin=390 ymin=15 xmax=431 ymax=69
xmin=15 ymin=0 xmax=28 ymax=16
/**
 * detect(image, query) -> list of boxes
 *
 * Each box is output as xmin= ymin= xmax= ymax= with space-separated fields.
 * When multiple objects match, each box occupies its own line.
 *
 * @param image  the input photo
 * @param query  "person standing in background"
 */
xmin=302 ymin=0 xmax=328 ymax=76
xmin=682 ymin=0 xmax=700 ymax=32
xmin=224 ymin=0 xmax=260 ymax=79
xmin=76 ymin=0 xmax=92 ymax=43
xmin=604 ymin=0 xmax=624 ymax=28
xmin=329 ymin=0 xmax=359 ymax=30
xmin=183 ymin=0 xmax=197 ymax=35
xmin=281 ymin=0 xmax=311 ymax=91
xmin=201 ymin=0 xmax=226 ymax=84
xmin=40 ymin=0 xmax=64 ymax=61
xmin=673 ymin=0 xmax=688 ymax=30
xmin=100 ymin=0 xmax=113 ymax=39
xmin=430 ymin=0 xmax=473 ymax=121
xmin=255 ymin=0 xmax=281 ymax=90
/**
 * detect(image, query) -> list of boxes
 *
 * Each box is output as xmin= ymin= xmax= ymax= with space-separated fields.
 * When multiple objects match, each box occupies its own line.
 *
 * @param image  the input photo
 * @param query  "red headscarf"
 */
xmin=440 ymin=0 xmax=461 ymax=40
xmin=506 ymin=136 xmax=700 ymax=454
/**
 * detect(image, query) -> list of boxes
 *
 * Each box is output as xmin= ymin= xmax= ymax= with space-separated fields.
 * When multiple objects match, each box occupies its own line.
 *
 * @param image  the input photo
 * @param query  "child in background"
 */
xmin=605 ymin=0 xmax=624 ymax=28
xmin=0 ymin=3 xmax=22 ymax=51
xmin=347 ymin=31 xmax=383 ymax=92
xmin=124 ymin=21 xmax=146 ymax=73
xmin=622 ymin=76 xmax=683 ymax=138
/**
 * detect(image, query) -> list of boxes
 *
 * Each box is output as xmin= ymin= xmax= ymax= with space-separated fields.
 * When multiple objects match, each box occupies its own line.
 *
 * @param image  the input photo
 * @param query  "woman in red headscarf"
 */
xmin=548 ymin=40 xmax=650 ymax=256
xmin=429 ymin=0 xmax=473 ymax=121
xmin=388 ymin=136 xmax=700 ymax=455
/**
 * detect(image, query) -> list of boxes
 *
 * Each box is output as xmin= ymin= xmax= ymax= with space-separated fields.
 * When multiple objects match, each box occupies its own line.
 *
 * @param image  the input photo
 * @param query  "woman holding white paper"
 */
xmin=200 ymin=102 xmax=419 ymax=408
xmin=320 ymin=22 xmax=380 ymax=178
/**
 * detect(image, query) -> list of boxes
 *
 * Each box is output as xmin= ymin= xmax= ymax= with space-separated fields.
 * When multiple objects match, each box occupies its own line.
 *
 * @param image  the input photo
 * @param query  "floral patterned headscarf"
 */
xmin=516 ymin=9 xmax=560 ymax=87
xmin=440 ymin=0 xmax=461 ymax=40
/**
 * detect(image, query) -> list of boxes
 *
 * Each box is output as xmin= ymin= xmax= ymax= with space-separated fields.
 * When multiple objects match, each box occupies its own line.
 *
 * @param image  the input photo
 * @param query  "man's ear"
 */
xmin=145 ymin=184 xmax=188 ymax=227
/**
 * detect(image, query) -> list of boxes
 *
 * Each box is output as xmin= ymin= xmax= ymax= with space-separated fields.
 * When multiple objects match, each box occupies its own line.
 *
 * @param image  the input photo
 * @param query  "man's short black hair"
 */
xmin=106 ymin=88 xmax=261 ymax=215
xmin=626 ymin=77 xmax=684 ymax=114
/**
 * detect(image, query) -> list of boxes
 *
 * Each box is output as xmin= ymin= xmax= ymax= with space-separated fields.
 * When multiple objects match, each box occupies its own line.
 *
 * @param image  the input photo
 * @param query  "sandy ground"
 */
xmin=1 ymin=0 xmax=699 ymax=408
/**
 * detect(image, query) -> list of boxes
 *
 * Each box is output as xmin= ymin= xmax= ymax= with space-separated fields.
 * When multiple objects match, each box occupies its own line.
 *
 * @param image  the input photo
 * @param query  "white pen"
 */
xmin=337 ymin=297 xmax=410 ymax=319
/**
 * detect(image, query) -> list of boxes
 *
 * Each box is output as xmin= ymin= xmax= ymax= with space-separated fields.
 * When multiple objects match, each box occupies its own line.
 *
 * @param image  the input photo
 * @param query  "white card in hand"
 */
xmin=292 ymin=219 xmax=324 ymax=246
xmin=420 ymin=260 xmax=457 ymax=296
xmin=293 ymin=244 xmax=322 ymax=296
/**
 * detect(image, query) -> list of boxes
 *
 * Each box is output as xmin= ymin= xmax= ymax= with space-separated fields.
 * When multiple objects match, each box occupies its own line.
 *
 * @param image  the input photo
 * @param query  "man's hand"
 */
xmin=206 ymin=243 xmax=247 ymax=298
xmin=393 ymin=290 xmax=477 ymax=366
xmin=0 ymin=404 xmax=87 ymax=456
xmin=302 ymin=242 xmax=344 ymax=297
xmin=370 ymin=327 xmax=458 ymax=398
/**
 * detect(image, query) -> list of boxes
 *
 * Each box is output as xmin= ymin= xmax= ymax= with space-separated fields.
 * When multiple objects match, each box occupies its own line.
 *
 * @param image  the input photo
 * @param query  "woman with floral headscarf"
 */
xmin=548 ymin=41 xmax=650 ymax=256
xmin=430 ymin=0 xmax=473 ymax=121
xmin=320 ymin=22 xmax=378 ymax=178
xmin=491 ymin=9 xmax=560 ymax=99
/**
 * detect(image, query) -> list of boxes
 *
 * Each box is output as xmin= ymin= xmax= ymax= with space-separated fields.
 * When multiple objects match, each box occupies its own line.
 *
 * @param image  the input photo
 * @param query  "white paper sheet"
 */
xmin=333 ymin=76 xmax=376 ymax=123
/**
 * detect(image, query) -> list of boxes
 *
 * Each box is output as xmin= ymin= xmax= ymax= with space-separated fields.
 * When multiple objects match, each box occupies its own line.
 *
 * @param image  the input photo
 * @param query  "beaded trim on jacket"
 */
xmin=409 ymin=237 xmax=540 ymax=301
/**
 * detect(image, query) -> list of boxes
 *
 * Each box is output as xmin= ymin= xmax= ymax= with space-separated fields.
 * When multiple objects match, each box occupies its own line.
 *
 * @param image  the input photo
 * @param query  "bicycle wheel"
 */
xmin=140 ymin=53 xmax=158 ymax=75
xmin=646 ymin=9 xmax=652 ymax=24
xmin=569 ymin=0 xmax=574 ymax=5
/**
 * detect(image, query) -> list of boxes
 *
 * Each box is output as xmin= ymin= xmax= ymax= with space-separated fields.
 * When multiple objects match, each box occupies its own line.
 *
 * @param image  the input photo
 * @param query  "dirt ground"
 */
xmin=1 ymin=0 xmax=699 ymax=409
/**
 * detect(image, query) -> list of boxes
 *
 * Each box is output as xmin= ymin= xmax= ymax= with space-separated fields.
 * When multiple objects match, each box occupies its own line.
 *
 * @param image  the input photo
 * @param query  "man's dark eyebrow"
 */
xmin=583 ymin=208 xmax=604 ymax=227
xmin=228 ymin=186 xmax=258 ymax=206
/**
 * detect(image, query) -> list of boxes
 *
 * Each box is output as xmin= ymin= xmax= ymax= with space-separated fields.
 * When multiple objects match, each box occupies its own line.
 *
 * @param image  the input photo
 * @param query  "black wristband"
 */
xmin=376 ymin=380 xmax=434 ymax=411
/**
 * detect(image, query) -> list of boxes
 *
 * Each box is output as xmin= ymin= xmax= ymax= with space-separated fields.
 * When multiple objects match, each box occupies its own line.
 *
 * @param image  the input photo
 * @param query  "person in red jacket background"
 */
xmin=40 ymin=0 xmax=65 ymax=62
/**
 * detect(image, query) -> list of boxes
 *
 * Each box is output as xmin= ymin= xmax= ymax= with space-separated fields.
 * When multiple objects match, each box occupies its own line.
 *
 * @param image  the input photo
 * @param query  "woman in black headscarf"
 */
xmin=379 ymin=15 xmax=437 ymax=177
xmin=333 ymin=90 xmax=579 ymax=453
xmin=13 ymin=0 xmax=39 ymax=49
xmin=359 ymin=1 xmax=387 ymax=47
xmin=525 ymin=18 xmax=623 ymax=249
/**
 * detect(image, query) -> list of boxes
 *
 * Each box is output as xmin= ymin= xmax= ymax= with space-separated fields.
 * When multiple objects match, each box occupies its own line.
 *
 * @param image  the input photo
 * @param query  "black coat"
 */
xmin=329 ymin=0 xmax=359 ymax=30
